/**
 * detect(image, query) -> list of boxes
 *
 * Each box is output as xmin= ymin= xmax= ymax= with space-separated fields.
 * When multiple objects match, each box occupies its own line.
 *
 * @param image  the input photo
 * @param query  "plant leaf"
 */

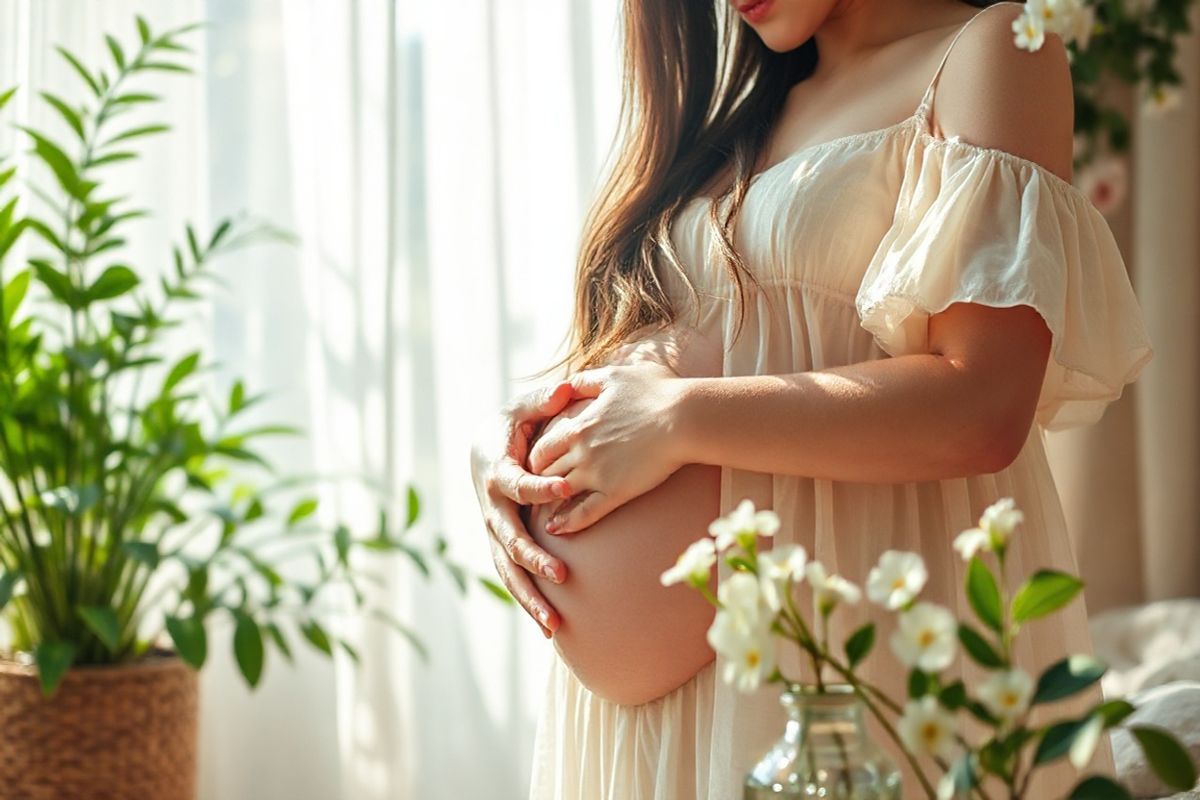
xmin=105 ymin=34 xmax=126 ymax=69
xmin=1034 ymin=655 xmax=1107 ymax=705
xmin=1131 ymin=726 xmax=1198 ymax=791
xmin=287 ymin=497 xmax=318 ymax=526
xmin=87 ymin=264 xmax=140 ymax=301
xmin=162 ymin=351 xmax=200 ymax=393
xmin=405 ymin=485 xmax=420 ymax=529
xmin=34 ymin=640 xmax=76 ymax=696
xmin=371 ymin=608 xmax=428 ymax=661
xmin=844 ymin=622 xmax=875 ymax=668
xmin=1093 ymin=699 xmax=1136 ymax=728
xmin=166 ymin=614 xmax=208 ymax=668
xmin=479 ymin=576 xmax=514 ymax=605
xmin=966 ymin=556 xmax=1004 ymax=632
xmin=1011 ymin=570 xmax=1083 ymax=623
xmin=39 ymin=92 xmax=85 ymax=141
xmin=0 ymin=86 xmax=16 ymax=110
xmin=265 ymin=622 xmax=292 ymax=663
xmin=55 ymin=47 xmax=101 ymax=96
xmin=21 ymin=128 xmax=83 ymax=198
xmin=30 ymin=258 xmax=79 ymax=307
xmin=2 ymin=270 xmax=31 ymax=325
xmin=1034 ymin=716 xmax=1090 ymax=765
xmin=103 ymin=123 xmax=170 ymax=147
xmin=0 ymin=569 xmax=21 ymax=612
xmin=1067 ymin=776 xmax=1133 ymax=799
xmin=300 ymin=620 xmax=333 ymax=656
xmin=232 ymin=611 xmax=264 ymax=688
xmin=78 ymin=606 xmax=121 ymax=652
xmin=958 ymin=623 xmax=1005 ymax=668
xmin=121 ymin=540 xmax=160 ymax=568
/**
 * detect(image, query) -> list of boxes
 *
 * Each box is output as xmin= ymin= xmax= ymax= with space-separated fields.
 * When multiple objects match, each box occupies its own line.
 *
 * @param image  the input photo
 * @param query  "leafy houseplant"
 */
xmin=0 ymin=16 xmax=506 ymax=798
xmin=663 ymin=497 xmax=1199 ymax=799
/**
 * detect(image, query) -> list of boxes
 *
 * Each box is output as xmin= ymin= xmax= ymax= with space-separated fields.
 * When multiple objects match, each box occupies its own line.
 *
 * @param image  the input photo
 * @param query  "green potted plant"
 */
xmin=0 ymin=17 xmax=508 ymax=799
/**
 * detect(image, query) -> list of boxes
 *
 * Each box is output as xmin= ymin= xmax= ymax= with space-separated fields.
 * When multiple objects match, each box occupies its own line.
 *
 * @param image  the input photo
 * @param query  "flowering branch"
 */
xmin=661 ymin=497 xmax=1199 ymax=799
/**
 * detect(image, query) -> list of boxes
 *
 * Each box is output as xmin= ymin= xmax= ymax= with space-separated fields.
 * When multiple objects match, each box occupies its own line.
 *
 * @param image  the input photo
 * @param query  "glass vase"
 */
xmin=745 ymin=683 xmax=902 ymax=799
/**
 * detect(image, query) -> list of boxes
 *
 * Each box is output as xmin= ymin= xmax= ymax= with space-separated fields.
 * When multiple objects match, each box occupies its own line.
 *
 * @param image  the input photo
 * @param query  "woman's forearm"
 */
xmin=672 ymin=351 xmax=1037 ymax=484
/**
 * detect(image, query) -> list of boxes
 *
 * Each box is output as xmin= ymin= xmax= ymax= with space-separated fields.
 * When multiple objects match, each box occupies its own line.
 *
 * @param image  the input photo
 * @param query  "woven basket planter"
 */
xmin=0 ymin=649 xmax=198 ymax=800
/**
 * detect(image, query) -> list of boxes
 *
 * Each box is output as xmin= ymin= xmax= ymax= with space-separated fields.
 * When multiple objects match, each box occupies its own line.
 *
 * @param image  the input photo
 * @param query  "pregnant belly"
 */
xmin=522 ymin=323 xmax=725 ymax=706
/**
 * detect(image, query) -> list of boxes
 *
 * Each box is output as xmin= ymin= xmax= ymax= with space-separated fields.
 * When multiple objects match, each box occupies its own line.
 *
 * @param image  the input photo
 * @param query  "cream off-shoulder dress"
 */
xmin=528 ymin=3 xmax=1154 ymax=798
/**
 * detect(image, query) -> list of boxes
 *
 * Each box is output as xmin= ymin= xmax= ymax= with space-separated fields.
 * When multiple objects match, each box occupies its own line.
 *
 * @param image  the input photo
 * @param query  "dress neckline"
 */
xmin=684 ymin=108 xmax=1090 ymax=212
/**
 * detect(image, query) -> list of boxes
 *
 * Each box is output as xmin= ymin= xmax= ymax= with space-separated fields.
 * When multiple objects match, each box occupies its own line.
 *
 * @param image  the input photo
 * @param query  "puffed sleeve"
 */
xmin=855 ymin=137 xmax=1154 ymax=432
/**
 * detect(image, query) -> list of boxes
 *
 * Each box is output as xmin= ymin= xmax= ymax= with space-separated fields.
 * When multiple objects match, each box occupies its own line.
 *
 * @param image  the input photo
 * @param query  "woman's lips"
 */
xmin=737 ymin=0 xmax=773 ymax=23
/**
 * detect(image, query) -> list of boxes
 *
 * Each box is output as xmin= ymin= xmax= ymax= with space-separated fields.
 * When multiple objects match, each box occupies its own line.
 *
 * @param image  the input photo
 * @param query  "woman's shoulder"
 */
xmin=924 ymin=2 xmax=1076 ymax=185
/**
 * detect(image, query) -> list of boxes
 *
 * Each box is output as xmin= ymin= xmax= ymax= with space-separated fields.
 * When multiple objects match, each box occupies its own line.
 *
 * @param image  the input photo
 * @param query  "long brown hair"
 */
xmin=532 ymin=1 xmax=817 ymax=380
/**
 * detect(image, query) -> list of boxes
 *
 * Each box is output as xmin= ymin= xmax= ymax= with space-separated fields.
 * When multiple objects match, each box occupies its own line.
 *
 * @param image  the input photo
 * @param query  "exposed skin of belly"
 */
xmin=521 ymin=324 xmax=725 ymax=707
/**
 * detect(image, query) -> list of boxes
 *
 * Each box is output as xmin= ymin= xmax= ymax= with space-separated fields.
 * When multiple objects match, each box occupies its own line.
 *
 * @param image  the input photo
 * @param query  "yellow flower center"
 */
xmin=892 ymin=578 xmax=906 ymax=591
xmin=1002 ymin=691 xmax=1019 ymax=708
xmin=746 ymin=650 xmax=760 ymax=668
xmin=921 ymin=723 xmax=941 ymax=745
xmin=918 ymin=629 xmax=936 ymax=647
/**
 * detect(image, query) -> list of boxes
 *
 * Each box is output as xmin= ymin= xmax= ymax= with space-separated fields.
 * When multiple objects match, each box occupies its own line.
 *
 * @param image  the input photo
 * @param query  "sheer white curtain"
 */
xmin=1 ymin=0 xmax=619 ymax=798
xmin=200 ymin=1 xmax=621 ymax=798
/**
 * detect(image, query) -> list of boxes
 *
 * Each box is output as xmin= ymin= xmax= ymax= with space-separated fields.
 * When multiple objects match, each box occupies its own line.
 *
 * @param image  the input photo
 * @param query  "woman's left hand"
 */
xmin=526 ymin=361 xmax=690 ymax=535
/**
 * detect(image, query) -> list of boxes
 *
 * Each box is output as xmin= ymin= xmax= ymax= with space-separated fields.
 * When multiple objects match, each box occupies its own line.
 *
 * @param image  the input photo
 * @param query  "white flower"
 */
xmin=866 ymin=550 xmax=928 ymax=610
xmin=890 ymin=602 xmax=958 ymax=672
xmin=1069 ymin=712 xmax=1106 ymax=769
xmin=1077 ymin=155 xmax=1128 ymax=217
xmin=976 ymin=669 xmax=1035 ymax=725
xmin=707 ymin=498 xmax=781 ymax=553
xmin=707 ymin=607 xmax=776 ymax=692
xmin=1069 ymin=0 xmax=1096 ymax=49
xmin=1143 ymin=83 xmax=1182 ymax=116
xmin=1012 ymin=4 xmax=1047 ymax=51
xmin=898 ymin=696 xmax=958 ymax=760
xmin=660 ymin=537 xmax=716 ymax=587
xmin=719 ymin=570 xmax=766 ymax=616
xmin=708 ymin=571 xmax=777 ymax=693
xmin=757 ymin=544 xmax=807 ymax=613
xmin=805 ymin=560 xmax=861 ymax=615
xmin=953 ymin=497 xmax=1024 ymax=561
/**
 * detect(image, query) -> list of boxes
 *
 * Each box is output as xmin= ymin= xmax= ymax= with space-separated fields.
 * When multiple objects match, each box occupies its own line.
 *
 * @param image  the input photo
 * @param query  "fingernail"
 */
xmin=542 ymin=564 xmax=558 ymax=582
xmin=558 ymin=480 xmax=572 ymax=497
xmin=545 ymin=519 xmax=559 ymax=534
xmin=542 ymin=626 xmax=553 ymax=639
xmin=551 ymin=481 xmax=566 ymax=498
xmin=537 ymin=607 xmax=550 ymax=626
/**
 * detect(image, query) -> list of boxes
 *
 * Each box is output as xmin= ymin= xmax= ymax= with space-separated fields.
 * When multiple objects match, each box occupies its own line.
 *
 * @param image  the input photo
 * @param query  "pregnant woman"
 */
xmin=469 ymin=0 xmax=1154 ymax=797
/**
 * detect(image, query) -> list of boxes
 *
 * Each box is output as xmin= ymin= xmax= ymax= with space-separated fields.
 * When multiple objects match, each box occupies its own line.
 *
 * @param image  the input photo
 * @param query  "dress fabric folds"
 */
xmin=527 ymin=3 xmax=1153 ymax=798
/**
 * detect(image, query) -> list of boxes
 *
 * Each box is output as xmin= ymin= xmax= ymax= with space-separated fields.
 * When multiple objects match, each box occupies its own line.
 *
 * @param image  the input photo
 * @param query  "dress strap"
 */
xmin=914 ymin=1 xmax=1025 ymax=133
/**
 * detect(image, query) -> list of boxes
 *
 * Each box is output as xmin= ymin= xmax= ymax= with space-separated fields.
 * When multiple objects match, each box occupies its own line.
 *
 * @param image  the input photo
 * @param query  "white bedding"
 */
xmin=1089 ymin=598 xmax=1200 ymax=799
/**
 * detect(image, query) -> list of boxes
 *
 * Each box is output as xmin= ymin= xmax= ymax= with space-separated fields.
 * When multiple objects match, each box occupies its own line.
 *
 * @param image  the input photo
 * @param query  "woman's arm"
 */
xmin=530 ymin=300 xmax=1052 ymax=534
xmin=673 ymin=301 xmax=1052 ymax=481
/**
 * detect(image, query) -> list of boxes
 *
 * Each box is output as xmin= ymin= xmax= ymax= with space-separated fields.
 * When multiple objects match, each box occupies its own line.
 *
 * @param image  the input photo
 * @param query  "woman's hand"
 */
xmin=527 ymin=362 xmax=690 ymax=535
xmin=470 ymin=381 xmax=576 ymax=637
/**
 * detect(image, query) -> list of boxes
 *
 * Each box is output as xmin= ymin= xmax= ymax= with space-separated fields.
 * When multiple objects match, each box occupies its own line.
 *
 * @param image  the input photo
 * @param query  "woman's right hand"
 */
xmin=470 ymin=381 xmax=576 ymax=637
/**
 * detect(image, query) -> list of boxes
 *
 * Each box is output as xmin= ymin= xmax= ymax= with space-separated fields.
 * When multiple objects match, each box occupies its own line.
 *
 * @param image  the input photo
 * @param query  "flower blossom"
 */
xmin=707 ymin=498 xmax=780 ymax=553
xmin=890 ymin=602 xmax=958 ymax=672
xmin=954 ymin=497 xmax=1024 ymax=561
xmin=660 ymin=537 xmax=716 ymax=588
xmin=866 ymin=550 xmax=928 ymax=610
xmin=757 ymin=544 xmax=807 ymax=613
xmin=805 ymin=561 xmax=861 ymax=616
xmin=976 ymin=668 xmax=1034 ymax=726
xmin=898 ymin=696 xmax=958 ymax=760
